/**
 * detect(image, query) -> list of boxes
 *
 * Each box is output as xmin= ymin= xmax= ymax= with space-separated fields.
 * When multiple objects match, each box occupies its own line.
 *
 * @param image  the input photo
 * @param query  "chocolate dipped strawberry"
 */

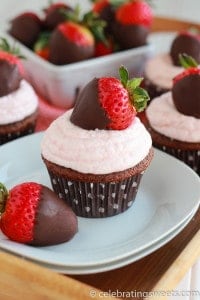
xmin=0 ymin=182 xmax=78 ymax=246
xmin=70 ymin=65 xmax=149 ymax=130
xmin=172 ymin=54 xmax=200 ymax=118
xmin=112 ymin=0 xmax=153 ymax=49
xmin=49 ymin=20 xmax=95 ymax=65
xmin=170 ymin=30 xmax=200 ymax=66
xmin=92 ymin=0 xmax=117 ymax=34
xmin=9 ymin=12 xmax=42 ymax=48
xmin=43 ymin=2 xmax=74 ymax=30
xmin=0 ymin=38 xmax=24 ymax=97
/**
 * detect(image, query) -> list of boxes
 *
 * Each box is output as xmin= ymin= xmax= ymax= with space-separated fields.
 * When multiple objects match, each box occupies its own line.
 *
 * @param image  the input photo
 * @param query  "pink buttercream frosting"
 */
xmin=41 ymin=109 xmax=152 ymax=174
xmin=145 ymin=53 xmax=183 ymax=89
xmin=0 ymin=80 xmax=38 ymax=125
xmin=146 ymin=92 xmax=200 ymax=143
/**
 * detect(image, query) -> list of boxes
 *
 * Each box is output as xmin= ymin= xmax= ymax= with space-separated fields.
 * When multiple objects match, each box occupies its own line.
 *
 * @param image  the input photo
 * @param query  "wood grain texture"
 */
xmin=152 ymin=16 xmax=200 ymax=32
xmin=72 ymin=209 xmax=200 ymax=299
xmin=0 ymin=250 xmax=117 ymax=300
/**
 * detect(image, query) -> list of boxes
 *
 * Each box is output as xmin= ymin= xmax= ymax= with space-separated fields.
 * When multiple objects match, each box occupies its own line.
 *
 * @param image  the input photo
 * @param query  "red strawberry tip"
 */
xmin=119 ymin=65 xmax=150 ymax=112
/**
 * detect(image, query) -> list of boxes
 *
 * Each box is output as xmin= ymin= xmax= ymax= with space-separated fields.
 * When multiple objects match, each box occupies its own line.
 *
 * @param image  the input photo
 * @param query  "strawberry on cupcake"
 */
xmin=144 ymin=30 xmax=200 ymax=99
xmin=144 ymin=54 xmax=200 ymax=175
xmin=0 ymin=38 xmax=38 ymax=145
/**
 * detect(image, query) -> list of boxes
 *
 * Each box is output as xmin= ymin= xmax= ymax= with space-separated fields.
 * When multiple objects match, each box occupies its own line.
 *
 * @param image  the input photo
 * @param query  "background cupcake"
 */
xmin=0 ymin=38 xmax=38 ymax=145
xmin=144 ymin=54 xmax=200 ymax=175
xmin=41 ymin=66 xmax=153 ymax=218
xmin=144 ymin=30 xmax=200 ymax=99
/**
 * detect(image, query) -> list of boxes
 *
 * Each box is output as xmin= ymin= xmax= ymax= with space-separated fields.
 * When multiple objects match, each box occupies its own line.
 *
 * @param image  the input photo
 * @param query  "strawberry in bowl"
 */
xmin=112 ymin=0 xmax=153 ymax=49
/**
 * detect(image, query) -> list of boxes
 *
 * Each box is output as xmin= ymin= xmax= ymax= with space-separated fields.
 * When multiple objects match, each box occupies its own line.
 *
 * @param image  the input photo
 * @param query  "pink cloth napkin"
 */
xmin=35 ymin=96 xmax=66 ymax=132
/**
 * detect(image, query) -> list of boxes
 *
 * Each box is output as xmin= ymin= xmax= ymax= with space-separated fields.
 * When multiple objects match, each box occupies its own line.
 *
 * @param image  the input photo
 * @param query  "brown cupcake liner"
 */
xmin=154 ymin=142 xmax=200 ymax=175
xmin=0 ymin=111 xmax=38 ymax=145
xmin=47 ymin=170 xmax=144 ymax=218
xmin=0 ymin=124 xmax=36 ymax=145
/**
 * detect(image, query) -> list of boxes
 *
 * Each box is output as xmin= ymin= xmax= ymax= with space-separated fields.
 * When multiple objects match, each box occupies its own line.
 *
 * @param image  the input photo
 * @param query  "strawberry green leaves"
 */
xmin=179 ymin=53 xmax=198 ymax=69
xmin=119 ymin=65 xmax=150 ymax=112
xmin=0 ymin=38 xmax=25 ymax=59
xmin=0 ymin=183 xmax=8 ymax=214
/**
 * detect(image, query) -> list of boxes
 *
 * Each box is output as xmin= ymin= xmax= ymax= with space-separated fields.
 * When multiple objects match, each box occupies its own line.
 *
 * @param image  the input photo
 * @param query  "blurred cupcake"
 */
xmin=144 ymin=54 xmax=200 ymax=175
xmin=144 ymin=30 xmax=200 ymax=99
xmin=0 ymin=38 xmax=38 ymax=145
xmin=41 ymin=66 xmax=153 ymax=218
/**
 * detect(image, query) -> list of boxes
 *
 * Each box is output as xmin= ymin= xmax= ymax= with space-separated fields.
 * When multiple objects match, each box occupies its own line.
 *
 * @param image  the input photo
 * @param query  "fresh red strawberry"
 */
xmin=70 ymin=66 xmax=150 ymax=130
xmin=170 ymin=30 xmax=200 ymax=66
xmin=112 ymin=0 xmax=153 ymax=49
xmin=0 ymin=182 xmax=78 ymax=246
xmin=49 ymin=21 xmax=95 ymax=65
xmin=34 ymin=32 xmax=50 ymax=60
xmin=116 ymin=0 xmax=153 ymax=27
xmin=0 ymin=38 xmax=24 ymax=97
xmin=172 ymin=54 xmax=200 ymax=118
xmin=94 ymin=37 xmax=114 ymax=56
xmin=43 ymin=2 xmax=74 ymax=30
xmin=9 ymin=12 xmax=42 ymax=48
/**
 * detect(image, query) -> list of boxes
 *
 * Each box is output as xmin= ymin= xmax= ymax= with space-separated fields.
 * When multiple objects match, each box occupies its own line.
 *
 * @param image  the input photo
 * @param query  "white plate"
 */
xmin=0 ymin=133 xmax=199 ymax=268
xmin=27 ymin=206 xmax=199 ymax=274
xmin=1 ymin=205 xmax=197 ymax=275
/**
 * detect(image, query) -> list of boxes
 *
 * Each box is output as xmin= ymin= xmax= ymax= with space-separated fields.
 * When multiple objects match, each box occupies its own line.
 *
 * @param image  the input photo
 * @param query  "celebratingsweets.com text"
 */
xmin=89 ymin=289 xmax=200 ymax=298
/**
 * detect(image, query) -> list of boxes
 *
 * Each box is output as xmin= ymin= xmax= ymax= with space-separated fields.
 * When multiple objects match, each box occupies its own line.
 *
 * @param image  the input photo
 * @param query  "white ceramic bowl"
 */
xmin=5 ymin=32 xmax=154 ymax=109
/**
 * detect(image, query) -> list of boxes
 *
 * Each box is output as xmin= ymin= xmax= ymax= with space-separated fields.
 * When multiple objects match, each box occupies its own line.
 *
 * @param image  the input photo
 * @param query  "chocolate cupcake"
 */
xmin=144 ymin=30 xmax=200 ymax=99
xmin=144 ymin=55 xmax=200 ymax=175
xmin=41 ymin=67 xmax=153 ymax=218
xmin=0 ymin=40 xmax=38 ymax=145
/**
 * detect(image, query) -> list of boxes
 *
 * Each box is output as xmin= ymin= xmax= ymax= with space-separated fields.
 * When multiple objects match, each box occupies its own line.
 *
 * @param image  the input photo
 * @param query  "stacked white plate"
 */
xmin=0 ymin=133 xmax=199 ymax=274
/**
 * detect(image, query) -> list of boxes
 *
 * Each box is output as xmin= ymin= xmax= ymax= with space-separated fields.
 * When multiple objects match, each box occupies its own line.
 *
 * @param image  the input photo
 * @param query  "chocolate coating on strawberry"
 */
xmin=0 ymin=182 xmax=78 ymax=246
xmin=111 ymin=0 xmax=152 ymax=49
xmin=112 ymin=23 xmax=149 ymax=49
xmin=0 ymin=60 xmax=22 ymax=97
xmin=70 ymin=78 xmax=110 ymax=129
xmin=49 ymin=22 xmax=94 ymax=65
xmin=70 ymin=66 xmax=150 ymax=130
xmin=9 ymin=13 xmax=42 ymax=48
xmin=172 ymin=74 xmax=200 ymax=118
xmin=43 ymin=3 xmax=73 ymax=30
xmin=31 ymin=186 xmax=78 ymax=246
xmin=170 ymin=33 xmax=200 ymax=66
xmin=172 ymin=54 xmax=200 ymax=118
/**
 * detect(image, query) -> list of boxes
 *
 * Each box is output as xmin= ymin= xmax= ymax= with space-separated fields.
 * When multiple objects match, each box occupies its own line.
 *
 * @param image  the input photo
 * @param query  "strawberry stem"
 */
xmin=179 ymin=53 xmax=198 ymax=69
xmin=0 ymin=183 xmax=8 ymax=215
xmin=119 ymin=65 xmax=150 ymax=112
xmin=0 ymin=37 xmax=25 ymax=59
